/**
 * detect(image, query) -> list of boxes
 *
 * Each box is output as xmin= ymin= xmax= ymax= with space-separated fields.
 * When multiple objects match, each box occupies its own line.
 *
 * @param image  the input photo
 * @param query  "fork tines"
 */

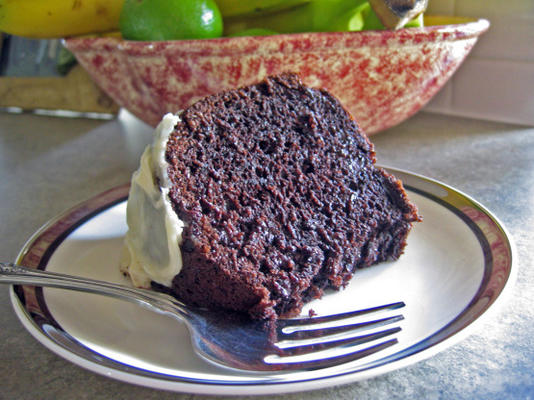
xmin=266 ymin=301 xmax=406 ymax=369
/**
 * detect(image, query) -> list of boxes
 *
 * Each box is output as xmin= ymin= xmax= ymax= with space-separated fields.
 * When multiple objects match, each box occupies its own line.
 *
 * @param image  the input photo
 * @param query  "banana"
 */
xmin=224 ymin=0 xmax=366 ymax=35
xmin=224 ymin=0 xmax=423 ymax=35
xmin=0 ymin=0 xmax=124 ymax=38
xmin=214 ymin=0 xmax=311 ymax=18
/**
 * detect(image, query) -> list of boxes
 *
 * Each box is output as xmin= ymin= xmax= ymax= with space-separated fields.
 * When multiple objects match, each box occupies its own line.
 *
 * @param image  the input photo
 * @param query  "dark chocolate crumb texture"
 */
xmin=124 ymin=73 xmax=421 ymax=320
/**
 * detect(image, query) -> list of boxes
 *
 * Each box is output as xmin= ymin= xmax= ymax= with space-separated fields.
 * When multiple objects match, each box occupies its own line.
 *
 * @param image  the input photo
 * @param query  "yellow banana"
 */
xmin=0 ymin=0 xmax=124 ymax=38
xmin=215 ymin=0 xmax=311 ymax=18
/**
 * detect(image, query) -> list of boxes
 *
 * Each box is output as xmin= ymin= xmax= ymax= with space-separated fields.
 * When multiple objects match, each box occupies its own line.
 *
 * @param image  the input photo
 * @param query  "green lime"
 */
xmin=119 ymin=0 xmax=223 ymax=41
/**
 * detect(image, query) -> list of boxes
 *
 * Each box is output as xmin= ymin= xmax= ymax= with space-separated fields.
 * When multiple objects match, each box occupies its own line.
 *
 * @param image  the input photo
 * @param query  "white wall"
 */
xmin=424 ymin=0 xmax=534 ymax=126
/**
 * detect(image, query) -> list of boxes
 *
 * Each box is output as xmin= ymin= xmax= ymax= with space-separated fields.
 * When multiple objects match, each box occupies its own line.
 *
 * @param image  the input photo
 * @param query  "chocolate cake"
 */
xmin=122 ymin=73 xmax=420 ymax=320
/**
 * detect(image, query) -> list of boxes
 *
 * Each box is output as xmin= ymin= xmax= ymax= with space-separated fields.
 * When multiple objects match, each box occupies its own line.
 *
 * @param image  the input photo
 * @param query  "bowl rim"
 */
xmin=64 ymin=17 xmax=490 ymax=56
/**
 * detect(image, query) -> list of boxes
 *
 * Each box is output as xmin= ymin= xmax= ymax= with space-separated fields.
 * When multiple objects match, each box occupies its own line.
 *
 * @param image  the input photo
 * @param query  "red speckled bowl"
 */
xmin=65 ymin=17 xmax=489 ymax=135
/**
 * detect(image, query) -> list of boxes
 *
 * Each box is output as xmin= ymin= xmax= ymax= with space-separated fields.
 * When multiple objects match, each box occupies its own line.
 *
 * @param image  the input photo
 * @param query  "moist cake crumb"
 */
xmin=161 ymin=73 xmax=420 ymax=319
xmin=123 ymin=73 xmax=421 ymax=320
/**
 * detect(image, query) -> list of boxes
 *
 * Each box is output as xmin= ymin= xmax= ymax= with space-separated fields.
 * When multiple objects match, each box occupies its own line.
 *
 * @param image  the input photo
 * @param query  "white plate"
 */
xmin=10 ymin=168 xmax=515 ymax=395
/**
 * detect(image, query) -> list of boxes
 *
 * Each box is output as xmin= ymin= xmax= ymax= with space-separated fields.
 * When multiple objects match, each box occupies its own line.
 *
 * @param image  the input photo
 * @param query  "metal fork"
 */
xmin=0 ymin=262 xmax=405 ymax=372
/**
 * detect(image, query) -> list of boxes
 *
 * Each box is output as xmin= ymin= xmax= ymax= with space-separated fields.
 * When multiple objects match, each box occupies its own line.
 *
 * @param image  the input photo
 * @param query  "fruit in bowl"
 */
xmin=64 ymin=15 xmax=488 ymax=134
xmin=0 ymin=0 xmax=489 ymax=134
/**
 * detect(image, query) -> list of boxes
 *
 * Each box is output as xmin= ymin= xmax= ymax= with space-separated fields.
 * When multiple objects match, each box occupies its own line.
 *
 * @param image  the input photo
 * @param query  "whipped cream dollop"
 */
xmin=121 ymin=113 xmax=185 ymax=288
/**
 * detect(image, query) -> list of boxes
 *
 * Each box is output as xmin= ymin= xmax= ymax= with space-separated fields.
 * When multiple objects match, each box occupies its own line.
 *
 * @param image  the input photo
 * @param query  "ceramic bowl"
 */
xmin=65 ymin=17 xmax=489 ymax=135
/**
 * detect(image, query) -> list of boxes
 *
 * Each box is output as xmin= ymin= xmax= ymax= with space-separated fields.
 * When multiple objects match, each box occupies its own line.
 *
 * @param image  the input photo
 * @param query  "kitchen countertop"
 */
xmin=1 ymin=109 xmax=533 ymax=399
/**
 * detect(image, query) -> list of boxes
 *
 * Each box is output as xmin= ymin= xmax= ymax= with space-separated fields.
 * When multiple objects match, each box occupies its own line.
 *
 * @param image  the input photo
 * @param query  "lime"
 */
xmin=120 ymin=0 xmax=223 ymax=41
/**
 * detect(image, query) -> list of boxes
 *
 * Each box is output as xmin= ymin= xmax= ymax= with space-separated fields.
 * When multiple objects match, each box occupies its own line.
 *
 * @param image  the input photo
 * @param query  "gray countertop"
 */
xmin=1 ymin=110 xmax=533 ymax=399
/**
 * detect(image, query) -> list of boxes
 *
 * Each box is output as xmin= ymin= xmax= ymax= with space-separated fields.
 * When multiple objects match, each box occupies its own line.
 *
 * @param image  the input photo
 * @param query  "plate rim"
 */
xmin=9 ymin=167 xmax=516 ymax=395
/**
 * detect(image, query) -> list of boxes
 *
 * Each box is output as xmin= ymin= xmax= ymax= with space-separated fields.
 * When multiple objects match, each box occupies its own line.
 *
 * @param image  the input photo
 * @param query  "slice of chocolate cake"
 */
xmin=122 ymin=73 xmax=420 ymax=320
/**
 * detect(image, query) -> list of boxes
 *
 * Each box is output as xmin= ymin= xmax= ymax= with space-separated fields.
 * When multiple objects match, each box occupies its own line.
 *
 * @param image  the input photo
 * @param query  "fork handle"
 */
xmin=0 ymin=262 xmax=189 ymax=319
